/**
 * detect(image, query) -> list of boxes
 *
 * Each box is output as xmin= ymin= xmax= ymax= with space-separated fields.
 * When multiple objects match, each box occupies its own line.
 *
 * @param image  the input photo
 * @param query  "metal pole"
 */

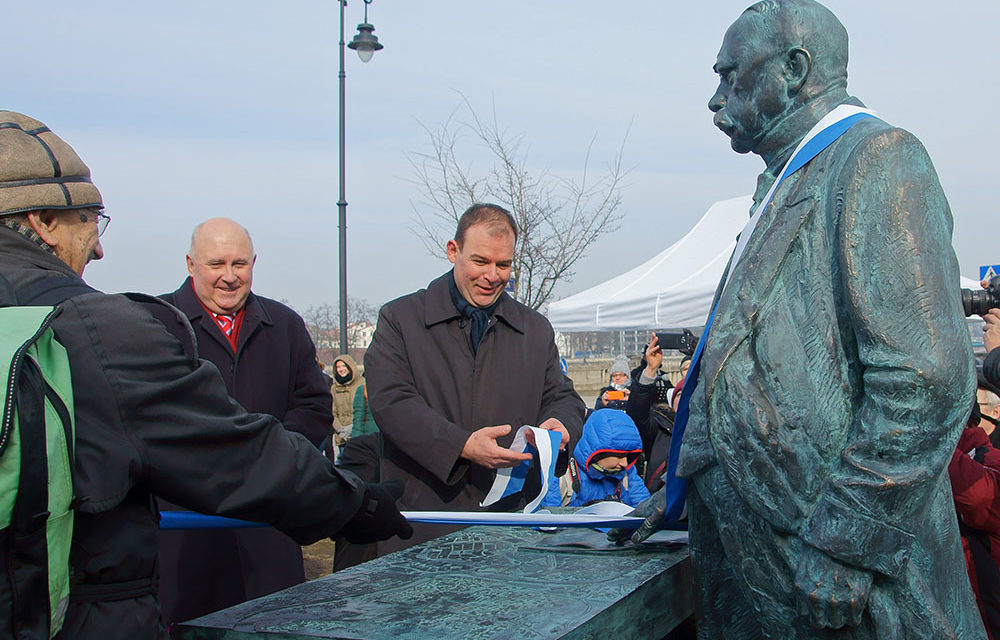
xmin=337 ymin=0 xmax=349 ymax=354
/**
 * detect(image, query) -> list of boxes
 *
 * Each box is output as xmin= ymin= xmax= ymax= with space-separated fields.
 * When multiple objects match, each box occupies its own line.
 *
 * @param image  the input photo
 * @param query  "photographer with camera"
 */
xmin=963 ymin=275 xmax=1000 ymax=388
xmin=624 ymin=333 xmax=677 ymax=491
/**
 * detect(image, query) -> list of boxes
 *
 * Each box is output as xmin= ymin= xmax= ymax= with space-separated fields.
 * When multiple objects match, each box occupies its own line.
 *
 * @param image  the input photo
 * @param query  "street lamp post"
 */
xmin=338 ymin=0 xmax=383 ymax=354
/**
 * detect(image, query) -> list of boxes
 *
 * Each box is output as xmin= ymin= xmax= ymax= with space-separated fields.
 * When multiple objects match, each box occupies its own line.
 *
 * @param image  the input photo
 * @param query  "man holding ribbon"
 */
xmin=365 ymin=203 xmax=585 ymax=553
xmin=612 ymin=1 xmax=983 ymax=637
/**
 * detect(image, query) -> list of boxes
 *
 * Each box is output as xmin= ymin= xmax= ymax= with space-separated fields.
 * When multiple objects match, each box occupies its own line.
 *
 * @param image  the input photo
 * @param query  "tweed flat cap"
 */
xmin=0 ymin=111 xmax=103 ymax=216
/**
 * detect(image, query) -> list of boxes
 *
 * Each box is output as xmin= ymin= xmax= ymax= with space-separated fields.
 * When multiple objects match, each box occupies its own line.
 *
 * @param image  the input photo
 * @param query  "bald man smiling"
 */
xmin=157 ymin=218 xmax=335 ymax=628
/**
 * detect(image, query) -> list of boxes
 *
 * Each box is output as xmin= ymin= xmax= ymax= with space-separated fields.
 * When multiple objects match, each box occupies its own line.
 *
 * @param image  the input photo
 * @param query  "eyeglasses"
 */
xmin=77 ymin=209 xmax=111 ymax=237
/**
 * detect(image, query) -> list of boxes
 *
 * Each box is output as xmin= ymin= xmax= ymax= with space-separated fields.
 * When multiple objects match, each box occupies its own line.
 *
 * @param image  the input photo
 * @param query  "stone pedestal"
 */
xmin=177 ymin=524 xmax=692 ymax=639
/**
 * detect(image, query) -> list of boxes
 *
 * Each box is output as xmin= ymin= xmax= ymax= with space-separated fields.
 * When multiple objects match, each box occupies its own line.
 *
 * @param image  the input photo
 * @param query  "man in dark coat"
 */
xmin=614 ymin=1 xmax=983 ymax=638
xmin=365 ymin=203 xmax=586 ymax=554
xmin=0 ymin=110 xmax=411 ymax=640
xmin=157 ymin=218 xmax=334 ymax=627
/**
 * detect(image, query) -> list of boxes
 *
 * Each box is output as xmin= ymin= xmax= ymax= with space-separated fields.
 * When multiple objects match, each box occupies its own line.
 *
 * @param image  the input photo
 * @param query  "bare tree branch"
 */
xmin=303 ymin=297 xmax=379 ymax=351
xmin=407 ymin=96 xmax=630 ymax=310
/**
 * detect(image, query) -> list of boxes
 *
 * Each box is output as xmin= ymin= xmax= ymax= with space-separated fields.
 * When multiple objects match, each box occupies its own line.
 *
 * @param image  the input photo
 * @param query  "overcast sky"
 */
xmin=7 ymin=1 xmax=998 ymax=314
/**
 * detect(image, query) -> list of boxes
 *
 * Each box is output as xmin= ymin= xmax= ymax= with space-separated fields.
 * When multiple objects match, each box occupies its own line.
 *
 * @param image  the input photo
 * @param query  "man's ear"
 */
xmin=25 ymin=210 xmax=62 ymax=248
xmin=784 ymin=47 xmax=811 ymax=95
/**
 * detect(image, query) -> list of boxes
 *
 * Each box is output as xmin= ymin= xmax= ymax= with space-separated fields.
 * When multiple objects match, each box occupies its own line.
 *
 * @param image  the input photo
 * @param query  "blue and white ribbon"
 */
xmin=480 ymin=425 xmax=562 ymax=513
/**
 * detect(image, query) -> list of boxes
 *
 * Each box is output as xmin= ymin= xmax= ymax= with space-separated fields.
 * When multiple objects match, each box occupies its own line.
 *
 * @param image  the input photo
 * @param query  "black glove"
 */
xmin=341 ymin=480 xmax=413 ymax=544
xmin=607 ymin=486 xmax=666 ymax=544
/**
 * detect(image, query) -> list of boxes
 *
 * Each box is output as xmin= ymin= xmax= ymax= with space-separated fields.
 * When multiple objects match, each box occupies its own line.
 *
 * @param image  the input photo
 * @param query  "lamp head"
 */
xmin=347 ymin=23 xmax=383 ymax=63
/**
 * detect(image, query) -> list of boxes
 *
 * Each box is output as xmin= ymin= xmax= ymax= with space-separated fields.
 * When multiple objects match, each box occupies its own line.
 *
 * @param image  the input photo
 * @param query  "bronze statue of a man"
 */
xmin=615 ymin=1 xmax=985 ymax=637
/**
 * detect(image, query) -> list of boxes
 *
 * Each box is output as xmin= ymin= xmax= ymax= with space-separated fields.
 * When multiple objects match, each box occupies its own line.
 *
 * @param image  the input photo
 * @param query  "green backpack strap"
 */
xmin=1 ymin=283 xmax=76 ymax=639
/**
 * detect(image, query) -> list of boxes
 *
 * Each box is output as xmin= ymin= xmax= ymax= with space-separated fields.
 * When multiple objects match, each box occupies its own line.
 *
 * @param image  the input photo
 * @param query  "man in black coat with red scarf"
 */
xmin=157 ymin=218 xmax=334 ymax=629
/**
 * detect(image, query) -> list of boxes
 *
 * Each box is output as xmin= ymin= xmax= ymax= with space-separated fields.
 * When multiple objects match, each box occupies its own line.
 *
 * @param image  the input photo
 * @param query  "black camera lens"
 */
xmin=962 ymin=275 xmax=1000 ymax=317
xmin=963 ymin=289 xmax=992 ymax=317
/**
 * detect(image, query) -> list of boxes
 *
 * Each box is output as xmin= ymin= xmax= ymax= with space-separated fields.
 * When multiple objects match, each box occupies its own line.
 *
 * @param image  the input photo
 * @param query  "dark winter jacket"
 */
xmin=161 ymin=277 xmax=333 ymax=447
xmin=365 ymin=271 xmax=585 ymax=553
xmin=569 ymin=409 xmax=650 ymax=507
xmin=986 ymin=349 xmax=1000 ymax=392
xmin=156 ymin=277 xmax=334 ymax=625
xmin=0 ymin=227 xmax=364 ymax=640
xmin=626 ymin=370 xmax=674 ymax=490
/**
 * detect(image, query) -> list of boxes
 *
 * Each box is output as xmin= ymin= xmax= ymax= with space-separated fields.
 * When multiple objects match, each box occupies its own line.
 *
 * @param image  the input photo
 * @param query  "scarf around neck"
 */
xmin=448 ymin=270 xmax=501 ymax=355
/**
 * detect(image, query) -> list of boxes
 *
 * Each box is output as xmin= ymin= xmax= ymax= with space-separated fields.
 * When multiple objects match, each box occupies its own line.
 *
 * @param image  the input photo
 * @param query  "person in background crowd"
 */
xmin=332 ymin=372 xmax=383 ymax=571
xmin=364 ymin=203 xmax=585 ymax=554
xmin=317 ymin=357 xmax=334 ymax=389
xmin=158 ymin=218 xmax=336 ymax=630
xmin=678 ymin=355 xmax=692 ymax=379
xmin=332 ymin=354 xmax=364 ymax=448
xmin=979 ymin=375 xmax=1000 ymax=451
xmin=950 ymin=397 xmax=1000 ymax=639
xmin=352 ymin=372 xmax=379 ymax=440
xmin=626 ymin=333 xmax=676 ymax=492
xmin=0 ymin=110 xmax=410 ymax=640
xmin=595 ymin=355 xmax=632 ymax=411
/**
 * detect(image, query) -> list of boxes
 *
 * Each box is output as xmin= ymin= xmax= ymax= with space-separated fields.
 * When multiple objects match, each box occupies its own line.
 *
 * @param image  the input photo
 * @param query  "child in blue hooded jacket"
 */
xmin=569 ymin=409 xmax=651 ymax=507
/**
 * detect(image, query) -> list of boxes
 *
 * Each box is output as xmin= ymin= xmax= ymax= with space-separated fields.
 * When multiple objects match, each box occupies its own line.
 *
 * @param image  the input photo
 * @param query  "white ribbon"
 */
xmin=480 ymin=425 xmax=561 ymax=514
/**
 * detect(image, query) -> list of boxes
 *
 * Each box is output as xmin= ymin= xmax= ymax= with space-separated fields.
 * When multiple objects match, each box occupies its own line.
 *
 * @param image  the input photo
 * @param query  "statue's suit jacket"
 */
xmin=676 ymin=113 xmax=983 ymax=637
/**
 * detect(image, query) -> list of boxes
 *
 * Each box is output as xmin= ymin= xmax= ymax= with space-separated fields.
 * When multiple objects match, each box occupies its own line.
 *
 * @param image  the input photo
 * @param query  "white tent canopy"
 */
xmin=547 ymin=195 xmax=753 ymax=332
xmin=547 ymin=195 xmax=984 ymax=333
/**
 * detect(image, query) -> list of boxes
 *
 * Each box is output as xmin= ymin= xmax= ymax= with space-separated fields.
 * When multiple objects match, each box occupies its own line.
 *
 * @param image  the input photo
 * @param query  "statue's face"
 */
xmin=708 ymin=15 xmax=791 ymax=155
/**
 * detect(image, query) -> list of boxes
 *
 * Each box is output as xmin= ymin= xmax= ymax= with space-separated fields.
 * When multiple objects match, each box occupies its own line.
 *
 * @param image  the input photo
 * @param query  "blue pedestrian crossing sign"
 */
xmin=982 ymin=265 xmax=1000 ymax=281
xmin=505 ymin=276 xmax=516 ymax=294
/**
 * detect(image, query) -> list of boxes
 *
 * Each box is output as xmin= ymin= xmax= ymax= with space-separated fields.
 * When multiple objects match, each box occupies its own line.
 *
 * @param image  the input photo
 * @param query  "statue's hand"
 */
xmin=793 ymin=545 xmax=873 ymax=629
xmin=607 ymin=487 xmax=666 ymax=544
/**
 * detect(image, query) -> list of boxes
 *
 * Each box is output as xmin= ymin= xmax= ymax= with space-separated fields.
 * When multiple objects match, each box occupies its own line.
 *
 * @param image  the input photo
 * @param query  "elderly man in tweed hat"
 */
xmin=0 ymin=112 xmax=107 ymax=274
xmin=0 ymin=111 xmax=411 ymax=640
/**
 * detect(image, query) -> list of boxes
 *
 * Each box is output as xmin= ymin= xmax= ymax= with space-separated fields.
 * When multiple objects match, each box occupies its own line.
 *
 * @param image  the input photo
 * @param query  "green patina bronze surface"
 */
xmin=666 ymin=0 xmax=985 ymax=637
xmin=177 ymin=525 xmax=691 ymax=640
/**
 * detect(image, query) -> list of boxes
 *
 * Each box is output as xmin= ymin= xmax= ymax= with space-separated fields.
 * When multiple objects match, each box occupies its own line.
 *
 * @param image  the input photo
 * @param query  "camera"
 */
xmin=652 ymin=329 xmax=699 ymax=357
xmin=962 ymin=275 xmax=1000 ymax=317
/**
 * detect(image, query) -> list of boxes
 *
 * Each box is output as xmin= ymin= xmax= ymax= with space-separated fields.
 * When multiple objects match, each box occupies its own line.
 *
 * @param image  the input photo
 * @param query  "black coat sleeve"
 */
xmin=62 ymin=293 xmax=364 ymax=545
xmin=626 ymin=375 xmax=657 ymax=460
xmin=985 ymin=348 xmax=1000 ymax=390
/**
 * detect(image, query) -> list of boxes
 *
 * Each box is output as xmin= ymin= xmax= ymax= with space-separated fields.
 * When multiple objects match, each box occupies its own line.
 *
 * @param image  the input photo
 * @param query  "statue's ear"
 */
xmin=784 ymin=47 xmax=811 ymax=95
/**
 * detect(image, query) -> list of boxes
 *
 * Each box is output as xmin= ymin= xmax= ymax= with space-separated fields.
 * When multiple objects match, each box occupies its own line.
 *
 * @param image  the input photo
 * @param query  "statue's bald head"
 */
xmin=741 ymin=0 xmax=849 ymax=97
xmin=709 ymin=0 xmax=851 ymax=157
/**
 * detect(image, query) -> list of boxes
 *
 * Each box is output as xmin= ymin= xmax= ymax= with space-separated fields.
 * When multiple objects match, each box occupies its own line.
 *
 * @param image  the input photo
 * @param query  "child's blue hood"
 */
xmin=574 ymin=409 xmax=643 ymax=480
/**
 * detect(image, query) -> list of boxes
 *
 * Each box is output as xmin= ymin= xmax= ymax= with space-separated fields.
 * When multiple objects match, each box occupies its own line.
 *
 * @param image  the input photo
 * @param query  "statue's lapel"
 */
xmin=699 ymin=171 xmax=818 ymax=397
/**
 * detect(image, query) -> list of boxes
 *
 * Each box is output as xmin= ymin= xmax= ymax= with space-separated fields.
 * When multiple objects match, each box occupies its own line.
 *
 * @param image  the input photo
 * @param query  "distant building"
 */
xmin=349 ymin=321 xmax=376 ymax=350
